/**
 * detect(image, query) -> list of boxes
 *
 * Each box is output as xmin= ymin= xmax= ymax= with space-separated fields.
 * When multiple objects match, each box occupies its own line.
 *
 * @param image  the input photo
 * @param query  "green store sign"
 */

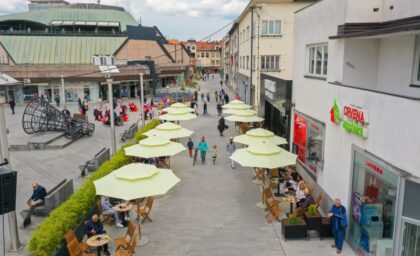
xmin=330 ymin=100 xmax=368 ymax=138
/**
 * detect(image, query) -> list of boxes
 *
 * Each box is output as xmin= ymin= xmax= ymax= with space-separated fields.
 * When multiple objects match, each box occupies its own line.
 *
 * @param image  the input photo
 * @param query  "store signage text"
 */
xmin=264 ymin=79 xmax=276 ymax=93
xmin=330 ymin=100 xmax=368 ymax=138
xmin=365 ymin=160 xmax=383 ymax=175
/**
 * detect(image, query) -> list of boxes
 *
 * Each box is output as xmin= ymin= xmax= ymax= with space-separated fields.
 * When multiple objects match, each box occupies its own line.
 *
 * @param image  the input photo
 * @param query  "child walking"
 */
xmin=187 ymin=138 xmax=194 ymax=158
xmin=211 ymin=145 xmax=218 ymax=165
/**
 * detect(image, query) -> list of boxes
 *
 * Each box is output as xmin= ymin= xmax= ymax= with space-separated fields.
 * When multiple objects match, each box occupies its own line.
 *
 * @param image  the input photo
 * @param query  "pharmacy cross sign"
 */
xmin=330 ymin=100 xmax=368 ymax=138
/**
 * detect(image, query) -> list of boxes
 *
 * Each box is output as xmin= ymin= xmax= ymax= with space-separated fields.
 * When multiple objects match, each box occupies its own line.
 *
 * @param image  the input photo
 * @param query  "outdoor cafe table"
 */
xmin=87 ymin=234 xmax=111 ymax=256
xmin=113 ymin=202 xmax=133 ymax=225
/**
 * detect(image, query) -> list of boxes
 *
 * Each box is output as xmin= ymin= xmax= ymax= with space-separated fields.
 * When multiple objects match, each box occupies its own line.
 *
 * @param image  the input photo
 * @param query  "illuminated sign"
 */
xmin=330 ymin=100 xmax=368 ymax=138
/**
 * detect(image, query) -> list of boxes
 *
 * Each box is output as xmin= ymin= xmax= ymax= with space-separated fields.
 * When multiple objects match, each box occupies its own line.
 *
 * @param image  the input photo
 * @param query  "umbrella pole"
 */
xmin=256 ymin=168 xmax=266 ymax=209
xmin=137 ymin=218 xmax=150 ymax=246
xmin=252 ymin=168 xmax=261 ymax=185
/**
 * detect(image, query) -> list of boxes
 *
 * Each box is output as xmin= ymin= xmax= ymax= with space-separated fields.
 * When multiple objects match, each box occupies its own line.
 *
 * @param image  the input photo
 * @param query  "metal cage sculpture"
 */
xmin=22 ymin=97 xmax=95 ymax=140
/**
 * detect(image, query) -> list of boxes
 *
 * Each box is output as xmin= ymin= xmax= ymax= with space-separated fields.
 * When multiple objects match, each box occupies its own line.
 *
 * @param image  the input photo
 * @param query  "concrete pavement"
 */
xmin=1 ymin=74 xmax=355 ymax=255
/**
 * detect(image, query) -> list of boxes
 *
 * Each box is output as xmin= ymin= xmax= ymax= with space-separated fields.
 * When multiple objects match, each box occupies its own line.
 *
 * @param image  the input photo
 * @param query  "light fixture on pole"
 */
xmin=139 ymin=73 xmax=145 ymax=128
xmin=107 ymin=76 xmax=116 ymax=155
xmin=60 ymin=75 xmax=66 ymax=108
xmin=99 ymin=65 xmax=120 ymax=155
xmin=0 ymin=73 xmax=22 ymax=252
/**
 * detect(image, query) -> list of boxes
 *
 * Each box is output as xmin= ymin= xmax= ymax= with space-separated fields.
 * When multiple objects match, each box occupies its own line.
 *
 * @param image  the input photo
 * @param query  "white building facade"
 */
xmin=292 ymin=0 xmax=420 ymax=255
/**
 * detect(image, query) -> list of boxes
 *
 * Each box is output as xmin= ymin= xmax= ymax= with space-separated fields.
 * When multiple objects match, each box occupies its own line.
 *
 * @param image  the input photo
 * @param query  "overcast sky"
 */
xmin=0 ymin=0 xmax=248 ymax=40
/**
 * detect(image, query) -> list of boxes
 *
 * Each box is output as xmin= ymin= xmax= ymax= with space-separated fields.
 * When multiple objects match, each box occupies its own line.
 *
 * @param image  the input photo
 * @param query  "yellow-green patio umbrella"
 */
xmin=159 ymin=112 xmax=197 ymax=121
xmin=225 ymin=111 xmax=264 ymax=123
xmin=222 ymin=100 xmax=252 ymax=109
xmin=162 ymin=106 xmax=194 ymax=114
xmin=143 ymin=122 xmax=194 ymax=139
xmin=93 ymin=163 xmax=180 ymax=201
xmin=125 ymin=136 xmax=186 ymax=158
xmin=230 ymin=141 xmax=297 ymax=169
xmin=234 ymin=128 xmax=287 ymax=146
xmin=170 ymin=102 xmax=190 ymax=109
xmin=223 ymin=108 xmax=257 ymax=115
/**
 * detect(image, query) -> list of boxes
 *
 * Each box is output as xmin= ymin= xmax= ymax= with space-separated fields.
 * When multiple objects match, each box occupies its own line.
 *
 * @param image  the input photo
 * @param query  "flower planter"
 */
xmin=303 ymin=211 xmax=322 ymax=231
xmin=281 ymin=218 xmax=308 ymax=241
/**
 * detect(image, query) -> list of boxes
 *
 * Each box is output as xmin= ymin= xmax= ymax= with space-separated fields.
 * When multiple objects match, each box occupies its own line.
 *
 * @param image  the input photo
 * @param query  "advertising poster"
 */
xmin=352 ymin=192 xmax=363 ymax=225
xmin=294 ymin=114 xmax=307 ymax=163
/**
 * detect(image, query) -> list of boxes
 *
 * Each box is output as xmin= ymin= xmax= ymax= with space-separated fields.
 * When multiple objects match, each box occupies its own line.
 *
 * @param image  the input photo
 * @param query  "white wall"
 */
xmin=293 ymin=0 xmax=420 ymax=209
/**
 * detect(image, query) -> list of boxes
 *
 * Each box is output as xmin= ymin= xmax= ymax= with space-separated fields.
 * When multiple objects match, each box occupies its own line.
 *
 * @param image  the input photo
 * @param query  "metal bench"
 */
xmin=120 ymin=122 xmax=138 ymax=142
xmin=79 ymin=148 xmax=110 ymax=176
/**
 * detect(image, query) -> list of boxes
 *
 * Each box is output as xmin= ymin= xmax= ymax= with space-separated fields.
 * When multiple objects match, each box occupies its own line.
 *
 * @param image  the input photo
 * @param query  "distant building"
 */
xmin=29 ymin=0 xmax=69 ymax=11
xmin=0 ymin=3 xmax=190 ymax=103
xmin=183 ymin=40 xmax=222 ymax=73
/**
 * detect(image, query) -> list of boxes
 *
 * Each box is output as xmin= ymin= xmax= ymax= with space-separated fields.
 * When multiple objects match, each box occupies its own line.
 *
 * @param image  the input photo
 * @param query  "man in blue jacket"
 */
xmin=23 ymin=182 xmax=47 ymax=227
xmin=328 ymin=198 xmax=347 ymax=254
xmin=86 ymin=214 xmax=110 ymax=255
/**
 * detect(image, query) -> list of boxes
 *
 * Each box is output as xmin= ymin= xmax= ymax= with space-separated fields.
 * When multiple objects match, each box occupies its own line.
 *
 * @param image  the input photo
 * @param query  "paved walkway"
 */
xmin=1 ymin=75 xmax=355 ymax=255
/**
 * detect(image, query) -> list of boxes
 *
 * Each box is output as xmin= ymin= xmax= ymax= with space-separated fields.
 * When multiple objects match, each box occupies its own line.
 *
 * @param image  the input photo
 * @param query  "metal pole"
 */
xmin=139 ymin=73 xmax=145 ymax=128
xmin=107 ymin=79 xmax=116 ymax=155
xmin=0 ymin=104 xmax=22 ymax=252
xmin=60 ymin=75 xmax=66 ymax=108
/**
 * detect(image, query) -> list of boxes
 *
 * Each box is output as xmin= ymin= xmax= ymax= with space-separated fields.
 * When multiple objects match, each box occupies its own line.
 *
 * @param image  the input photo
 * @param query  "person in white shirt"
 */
xmin=295 ymin=183 xmax=307 ymax=207
xmin=101 ymin=196 xmax=123 ymax=228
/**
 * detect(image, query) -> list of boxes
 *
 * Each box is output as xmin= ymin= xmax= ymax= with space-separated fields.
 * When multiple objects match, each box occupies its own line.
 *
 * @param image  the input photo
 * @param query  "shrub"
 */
xmin=28 ymin=119 xmax=159 ymax=256
xmin=288 ymin=216 xmax=303 ymax=225
xmin=307 ymin=204 xmax=318 ymax=216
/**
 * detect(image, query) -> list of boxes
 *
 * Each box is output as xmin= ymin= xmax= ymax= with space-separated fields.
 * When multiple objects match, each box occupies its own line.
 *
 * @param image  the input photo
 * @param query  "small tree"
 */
xmin=307 ymin=204 xmax=318 ymax=216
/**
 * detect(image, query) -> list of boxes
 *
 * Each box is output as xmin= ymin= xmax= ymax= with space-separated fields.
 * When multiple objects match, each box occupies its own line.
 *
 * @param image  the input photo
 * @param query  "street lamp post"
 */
xmin=139 ymin=73 xmax=145 ymax=128
xmin=0 ymin=103 xmax=22 ymax=252
xmin=60 ymin=75 xmax=66 ymax=108
xmin=107 ymin=78 xmax=116 ymax=155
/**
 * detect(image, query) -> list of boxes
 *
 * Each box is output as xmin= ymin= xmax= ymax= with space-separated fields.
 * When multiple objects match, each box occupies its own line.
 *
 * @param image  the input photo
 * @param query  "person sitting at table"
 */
xmin=101 ymin=196 xmax=123 ymax=228
xmin=86 ymin=214 xmax=111 ymax=256
xmin=279 ymin=181 xmax=292 ymax=196
xmin=296 ymin=189 xmax=315 ymax=211
xmin=295 ymin=183 xmax=307 ymax=207
xmin=23 ymin=182 xmax=47 ymax=227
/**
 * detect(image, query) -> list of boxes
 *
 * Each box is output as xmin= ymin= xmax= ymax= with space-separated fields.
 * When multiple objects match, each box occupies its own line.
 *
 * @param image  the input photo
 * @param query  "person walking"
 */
xmin=54 ymin=94 xmax=60 ymax=107
xmin=226 ymin=137 xmax=236 ymax=169
xmin=187 ymin=138 xmax=194 ymax=158
xmin=206 ymin=91 xmax=210 ymax=102
xmin=211 ymin=145 xmax=217 ymax=165
xmin=203 ymin=101 xmax=208 ymax=116
xmin=328 ymin=199 xmax=347 ymax=254
xmin=9 ymin=99 xmax=15 ymax=115
xmin=77 ymin=97 xmax=82 ymax=109
xmin=218 ymin=116 xmax=227 ymax=136
xmin=216 ymin=102 xmax=222 ymax=116
xmin=214 ymin=90 xmax=219 ymax=102
xmin=220 ymin=80 xmax=223 ymax=87
xmin=224 ymin=93 xmax=230 ymax=104
xmin=198 ymin=136 xmax=209 ymax=164
xmin=219 ymin=89 xmax=224 ymax=102
xmin=200 ymin=92 xmax=205 ymax=102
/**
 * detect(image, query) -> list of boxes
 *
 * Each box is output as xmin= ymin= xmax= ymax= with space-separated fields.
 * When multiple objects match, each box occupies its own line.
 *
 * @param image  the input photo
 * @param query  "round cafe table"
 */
xmin=87 ymin=234 xmax=110 ymax=256
xmin=113 ymin=203 xmax=132 ymax=225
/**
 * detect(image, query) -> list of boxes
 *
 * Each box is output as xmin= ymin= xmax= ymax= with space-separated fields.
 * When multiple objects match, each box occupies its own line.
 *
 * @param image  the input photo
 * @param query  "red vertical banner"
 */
xmin=294 ymin=114 xmax=307 ymax=163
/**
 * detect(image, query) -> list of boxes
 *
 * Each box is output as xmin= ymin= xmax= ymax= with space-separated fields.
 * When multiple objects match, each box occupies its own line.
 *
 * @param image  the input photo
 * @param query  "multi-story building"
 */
xmin=227 ymin=0 xmax=314 ymax=144
xmin=183 ymin=40 xmax=222 ymax=73
xmin=292 ymin=0 xmax=420 ymax=255
xmin=0 ymin=3 xmax=190 ymax=104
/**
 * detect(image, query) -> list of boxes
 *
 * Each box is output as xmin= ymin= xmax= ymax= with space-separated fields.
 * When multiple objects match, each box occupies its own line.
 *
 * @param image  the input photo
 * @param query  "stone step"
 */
xmin=46 ymin=136 xmax=74 ymax=150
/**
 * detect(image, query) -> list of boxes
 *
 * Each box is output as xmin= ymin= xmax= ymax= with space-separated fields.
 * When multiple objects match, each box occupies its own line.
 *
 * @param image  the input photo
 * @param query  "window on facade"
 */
xmin=307 ymin=43 xmax=328 ymax=77
xmin=206 ymin=52 xmax=209 ymax=58
xmin=261 ymin=20 xmax=281 ymax=35
xmin=261 ymin=56 xmax=280 ymax=71
xmin=246 ymin=26 xmax=249 ymax=40
xmin=252 ymin=55 xmax=255 ymax=70
xmin=412 ymin=36 xmax=420 ymax=85
xmin=246 ymin=56 xmax=249 ymax=69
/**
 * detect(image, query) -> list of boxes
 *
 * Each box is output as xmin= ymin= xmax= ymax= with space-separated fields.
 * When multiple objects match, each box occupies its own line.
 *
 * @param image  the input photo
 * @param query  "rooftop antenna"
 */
xmin=138 ymin=16 xmax=142 ymax=25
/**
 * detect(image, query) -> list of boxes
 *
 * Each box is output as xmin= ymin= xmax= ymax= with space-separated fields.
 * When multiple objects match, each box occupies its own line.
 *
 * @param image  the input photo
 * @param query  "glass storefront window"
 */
xmin=293 ymin=112 xmax=325 ymax=175
xmin=402 ymin=221 xmax=420 ymax=256
xmin=349 ymin=150 xmax=398 ymax=256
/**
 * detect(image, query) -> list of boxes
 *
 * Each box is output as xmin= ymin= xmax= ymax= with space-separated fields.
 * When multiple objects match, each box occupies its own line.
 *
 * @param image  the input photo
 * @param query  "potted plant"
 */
xmin=281 ymin=216 xmax=308 ymax=241
xmin=303 ymin=204 xmax=322 ymax=232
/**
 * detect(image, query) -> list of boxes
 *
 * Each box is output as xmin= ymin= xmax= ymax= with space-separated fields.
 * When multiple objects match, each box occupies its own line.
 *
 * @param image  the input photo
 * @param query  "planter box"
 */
xmin=319 ymin=217 xmax=333 ymax=239
xmin=304 ymin=212 xmax=322 ymax=231
xmin=281 ymin=218 xmax=308 ymax=241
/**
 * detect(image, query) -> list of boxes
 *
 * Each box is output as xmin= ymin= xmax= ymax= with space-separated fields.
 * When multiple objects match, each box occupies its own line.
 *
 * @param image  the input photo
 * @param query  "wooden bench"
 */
xmin=33 ymin=179 xmax=74 ymax=216
xmin=79 ymin=148 xmax=110 ymax=176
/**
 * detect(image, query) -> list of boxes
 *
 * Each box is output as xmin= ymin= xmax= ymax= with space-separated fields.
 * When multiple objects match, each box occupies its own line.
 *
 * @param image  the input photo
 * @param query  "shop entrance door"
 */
xmin=402 ymin=219 xmax=420 ymax=256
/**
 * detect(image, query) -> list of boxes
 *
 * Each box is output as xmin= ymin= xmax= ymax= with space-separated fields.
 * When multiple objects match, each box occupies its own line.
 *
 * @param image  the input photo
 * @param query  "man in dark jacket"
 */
xmin=23 ymin=182 xmax=47 ymax=227
xmin=218 ymin=116 xmax=227 ymax=136
xmin=86 ymin=214 xmax=111 ymax=255
xmin=9 ymin=99 xmax=15 ymax=115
